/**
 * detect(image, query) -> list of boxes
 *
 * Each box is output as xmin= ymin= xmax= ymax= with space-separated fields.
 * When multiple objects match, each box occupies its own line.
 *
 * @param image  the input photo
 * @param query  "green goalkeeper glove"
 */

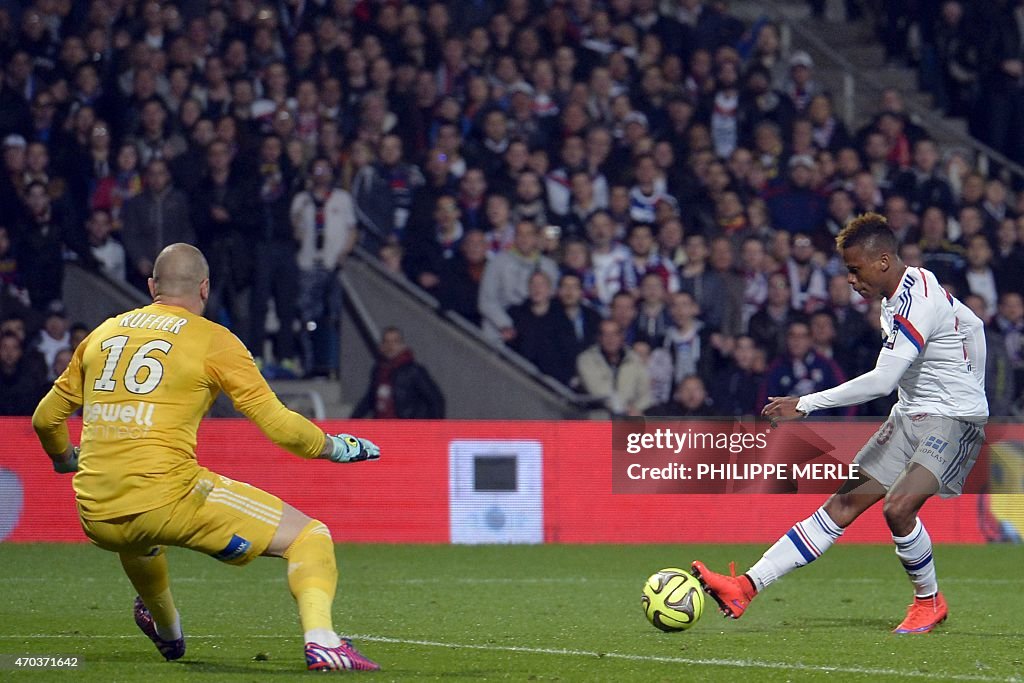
xmin=53 ymin=446 xmax=79 ymax=474
xmin=327 ymin=434 xmax=381 ymax=463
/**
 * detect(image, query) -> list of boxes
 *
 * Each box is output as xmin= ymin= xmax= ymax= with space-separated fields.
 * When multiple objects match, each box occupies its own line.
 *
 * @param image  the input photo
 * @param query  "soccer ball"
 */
xmin=641 ymin=568 xmax=705 ymax=632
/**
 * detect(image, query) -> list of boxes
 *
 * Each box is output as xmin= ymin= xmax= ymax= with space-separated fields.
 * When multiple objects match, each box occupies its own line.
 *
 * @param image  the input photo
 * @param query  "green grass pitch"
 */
xmin=1 ymin=543 xmax=1023 ymax=681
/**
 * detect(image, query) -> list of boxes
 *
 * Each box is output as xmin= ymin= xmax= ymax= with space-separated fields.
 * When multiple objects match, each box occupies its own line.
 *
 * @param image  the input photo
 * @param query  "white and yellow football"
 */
xmin=641 ymin=568 xmax=705 ymax=632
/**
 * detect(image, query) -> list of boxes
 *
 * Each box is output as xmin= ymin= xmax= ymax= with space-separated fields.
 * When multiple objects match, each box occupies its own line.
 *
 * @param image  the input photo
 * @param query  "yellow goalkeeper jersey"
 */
xmin=33 ymin=303 xmax=327 ymax=520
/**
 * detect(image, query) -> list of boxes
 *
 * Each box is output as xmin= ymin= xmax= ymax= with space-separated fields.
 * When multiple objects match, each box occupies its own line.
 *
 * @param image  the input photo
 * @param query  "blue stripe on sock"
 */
xmin=902 ymin=552 xmax=933 ymax=572
xmin=786 ymin=528 xmax=816 ymax=563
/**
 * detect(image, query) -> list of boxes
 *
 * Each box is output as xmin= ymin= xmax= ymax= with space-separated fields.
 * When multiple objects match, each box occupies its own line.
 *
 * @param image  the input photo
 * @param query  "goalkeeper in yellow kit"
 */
xmin=32 ymin=243 xmax=380 ymax=672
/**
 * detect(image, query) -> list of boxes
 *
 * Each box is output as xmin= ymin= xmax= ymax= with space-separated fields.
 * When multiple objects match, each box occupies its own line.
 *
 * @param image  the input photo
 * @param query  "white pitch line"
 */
xmin=0 ymin=634 xmax=1016 ymax=682
xmin=0 ymin=576 xmax=1020 ymax=585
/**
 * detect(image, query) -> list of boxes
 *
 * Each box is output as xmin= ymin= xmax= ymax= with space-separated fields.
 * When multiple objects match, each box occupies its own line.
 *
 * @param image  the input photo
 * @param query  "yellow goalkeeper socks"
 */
xmin=120 ymin=550 xmax=182 ymax=640
xmin=283 ymin=520 xmax=339 ymax=647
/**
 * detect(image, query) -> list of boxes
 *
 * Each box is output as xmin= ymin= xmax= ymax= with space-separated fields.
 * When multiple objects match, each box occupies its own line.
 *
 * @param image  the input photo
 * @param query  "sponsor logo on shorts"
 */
xmin=213 ymin=534 xmax=252 ymax=562
xmin=921 ymin=435 xmax=950 ymax=464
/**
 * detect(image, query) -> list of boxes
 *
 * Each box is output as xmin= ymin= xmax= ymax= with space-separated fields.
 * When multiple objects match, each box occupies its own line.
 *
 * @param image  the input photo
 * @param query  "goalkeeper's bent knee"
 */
xmin=283 ymin=520 xmax=337 ymax=596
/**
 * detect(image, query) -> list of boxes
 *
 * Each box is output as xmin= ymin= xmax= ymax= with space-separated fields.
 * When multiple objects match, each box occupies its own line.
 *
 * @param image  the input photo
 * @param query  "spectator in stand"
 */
xmin=807 ymin=93 xmax=850 ymax=152
xmin=121 ymin=158 xmax=194 ymax=292
xmin=749 ymin=271 xmax=801 ymax=360
xmin=629 ymin=153 xmax=678 ymax=224
xmin=963 ymin=234 xmax=999 ymax=319
xmin=352 ymin=134 xmax=424 ymax=249
xmin=663 ymin=290 xmax=723 ymax=389
xmin=634 ymin=272 xmax=672 ymax=348
xmin=456 ymin=168 xmax=488 ymax=232
xmin=609 ymin=290 xmax=640 ymax=345
xmin=577 ymin=319 xmax=653 ymax=417
xmin=678 ymin=233 xmax=726 ymax=332
xmin=994 ymin=291 xmax=1024 ymax=396
xmin=786 ymin=233 xmax=828 ymax=314
xmin=17 ymin=181 xmax=73 ymax=310
xmin=883 ymin=193 xmax=920 ymax=245
xmin=784 ymin=51 xmax=819 ymax=113
xmin=823 ymin=188 xmax=856 ymax=244
xmin=918 ymin=205 xmax=966 ymax=288
xmin=478 ymin=220 xmax=559 ymax=343
xmin=483 ymin=193 xmax=515 ymax=254
xmin=508 ymin=270 xmax=566 ymax=380
xmin=84 ymin=208 xmax=126 ymax=282
xmin=50 ymin=346 xmax=72 ymax=382
xmin=248 ymin=135 xmax=300 ymax=373
xmin=551 ymin=273 xmax=602 ymax=381
xmin=587 ymin=210 xmax=628 ymax=307
xmin=34 ymin=302 xmax=70 ymax=371
xmin=92 ymin=141 xmax=143 ymax=228
xmin=403 ymin=194 xmax=465 ymax=297
xmin=759 ymin=319 xmax=850 ymax=417
xmin=711 ymin=335 xmax=766 ymax=417
xmin=764 ymin=155 xmax=827 ymax=235
xmin=437 ymin=228 xmax=488 ymax=326
xmin=191 ymin=138 xmax=257 ymax=329
xmin=707 ymin=236 xmax=746 ymax=336
xmin=351 ymin=326 xmax=445 ymax=419
xmin=891 ymin=138 xmax=955 ymax=214
xmin=0 ymin=330 xmax=46 ymax=415
xmin=291 ymin=156 xmax=357 ymax=378
xmin=559 ymin=237 xmax=599 ymax=307
xmin=645 ymin=374 xmax=715 ymax=417
xmin=738 ymin=236 xmax=770 ymax=328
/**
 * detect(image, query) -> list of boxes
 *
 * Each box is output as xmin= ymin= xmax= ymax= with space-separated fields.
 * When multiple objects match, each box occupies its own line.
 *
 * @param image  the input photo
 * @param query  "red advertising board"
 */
xmin=0 ymin=418 xmax=1018 ymax=545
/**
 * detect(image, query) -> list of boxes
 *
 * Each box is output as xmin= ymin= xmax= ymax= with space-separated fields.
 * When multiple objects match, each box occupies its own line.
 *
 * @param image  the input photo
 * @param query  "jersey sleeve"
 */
xmin=32 ymin=335 xmax=89 ymax=455
xmin=952 ymin=295 xmax=987 ymax=387
xmin=205 ymin=328 xmax=326 ymax=459
xmin=880 ymin=289 xmax=936 ymax=362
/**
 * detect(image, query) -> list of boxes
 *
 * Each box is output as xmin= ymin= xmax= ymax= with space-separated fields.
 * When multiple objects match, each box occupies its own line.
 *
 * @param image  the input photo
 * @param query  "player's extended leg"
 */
xmin=264 ymin=503 xmax=380 ymax=671
xmin=119 ymin=549 xmax=186 ymax=660
xmin=693 ymin=473 xmax=887 ymax=618
xmin=884 ymin=463 xmax=947 ymax=634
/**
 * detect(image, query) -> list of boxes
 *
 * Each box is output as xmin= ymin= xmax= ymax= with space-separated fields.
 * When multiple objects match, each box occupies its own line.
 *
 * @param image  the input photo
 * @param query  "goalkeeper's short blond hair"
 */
xmin=835 ymin=212 xmax=898 ymax=255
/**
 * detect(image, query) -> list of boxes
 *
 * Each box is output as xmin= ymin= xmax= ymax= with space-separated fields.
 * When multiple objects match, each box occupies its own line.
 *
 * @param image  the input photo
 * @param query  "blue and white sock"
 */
xmin=748 ymin=507 xmax=844 ymax=591
xmin=893 ymin=517 xmax=938 ymax=598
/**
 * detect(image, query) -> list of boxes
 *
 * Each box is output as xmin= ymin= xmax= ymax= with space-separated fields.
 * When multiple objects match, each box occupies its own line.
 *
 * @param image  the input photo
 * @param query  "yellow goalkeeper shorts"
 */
xmin=79 ymin=468 xmax=283 ymax=566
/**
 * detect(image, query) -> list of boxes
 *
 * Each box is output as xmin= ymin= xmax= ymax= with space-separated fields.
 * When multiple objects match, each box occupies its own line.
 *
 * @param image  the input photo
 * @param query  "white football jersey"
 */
xmin=880 ymin=267 xmax=988 ymax=419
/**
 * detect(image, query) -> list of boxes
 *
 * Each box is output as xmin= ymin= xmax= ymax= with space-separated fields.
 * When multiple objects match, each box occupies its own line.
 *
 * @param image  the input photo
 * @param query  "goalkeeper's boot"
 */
xmin=892 ymin=592 xmax=947 ymax=634
xmin=133 ymin=596 xmax=185 ymax=661
xmin=690 ymin=560 xmax=757 ymax=619
xmin=305 ymin=638 xmax=381 ymax=672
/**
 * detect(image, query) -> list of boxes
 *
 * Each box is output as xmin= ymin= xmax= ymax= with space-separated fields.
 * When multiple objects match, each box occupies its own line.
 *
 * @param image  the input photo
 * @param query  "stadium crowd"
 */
xmin=1 ymin=0 xmax=1023 ymax=419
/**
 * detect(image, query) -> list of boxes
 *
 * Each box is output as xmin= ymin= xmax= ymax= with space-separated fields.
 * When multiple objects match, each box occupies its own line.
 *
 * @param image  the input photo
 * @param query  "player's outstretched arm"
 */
xmin=207 ymin=330 xmax=381 ymax=462
xmin=787 ymin=354 xmax=912 ymax=417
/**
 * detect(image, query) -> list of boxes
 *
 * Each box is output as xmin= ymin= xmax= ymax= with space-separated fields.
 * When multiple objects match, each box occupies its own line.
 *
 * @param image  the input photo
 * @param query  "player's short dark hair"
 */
xmin=835 ymin=212 xmax=897 ymax=255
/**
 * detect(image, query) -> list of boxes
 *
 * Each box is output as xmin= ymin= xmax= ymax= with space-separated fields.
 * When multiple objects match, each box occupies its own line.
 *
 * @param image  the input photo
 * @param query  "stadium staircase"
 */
xmin=339 ymin=249 xmax=593 ymax=419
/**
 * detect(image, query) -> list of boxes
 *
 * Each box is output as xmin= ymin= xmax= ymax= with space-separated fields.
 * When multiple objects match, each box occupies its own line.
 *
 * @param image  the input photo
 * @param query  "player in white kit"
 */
xmin=692 ymin=213 xmax=988 ymax=634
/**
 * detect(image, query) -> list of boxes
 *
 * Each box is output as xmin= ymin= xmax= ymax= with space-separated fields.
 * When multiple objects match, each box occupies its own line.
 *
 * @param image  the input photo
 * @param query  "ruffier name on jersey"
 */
xmin=119 ymin=312 xmax=188 ymax=334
